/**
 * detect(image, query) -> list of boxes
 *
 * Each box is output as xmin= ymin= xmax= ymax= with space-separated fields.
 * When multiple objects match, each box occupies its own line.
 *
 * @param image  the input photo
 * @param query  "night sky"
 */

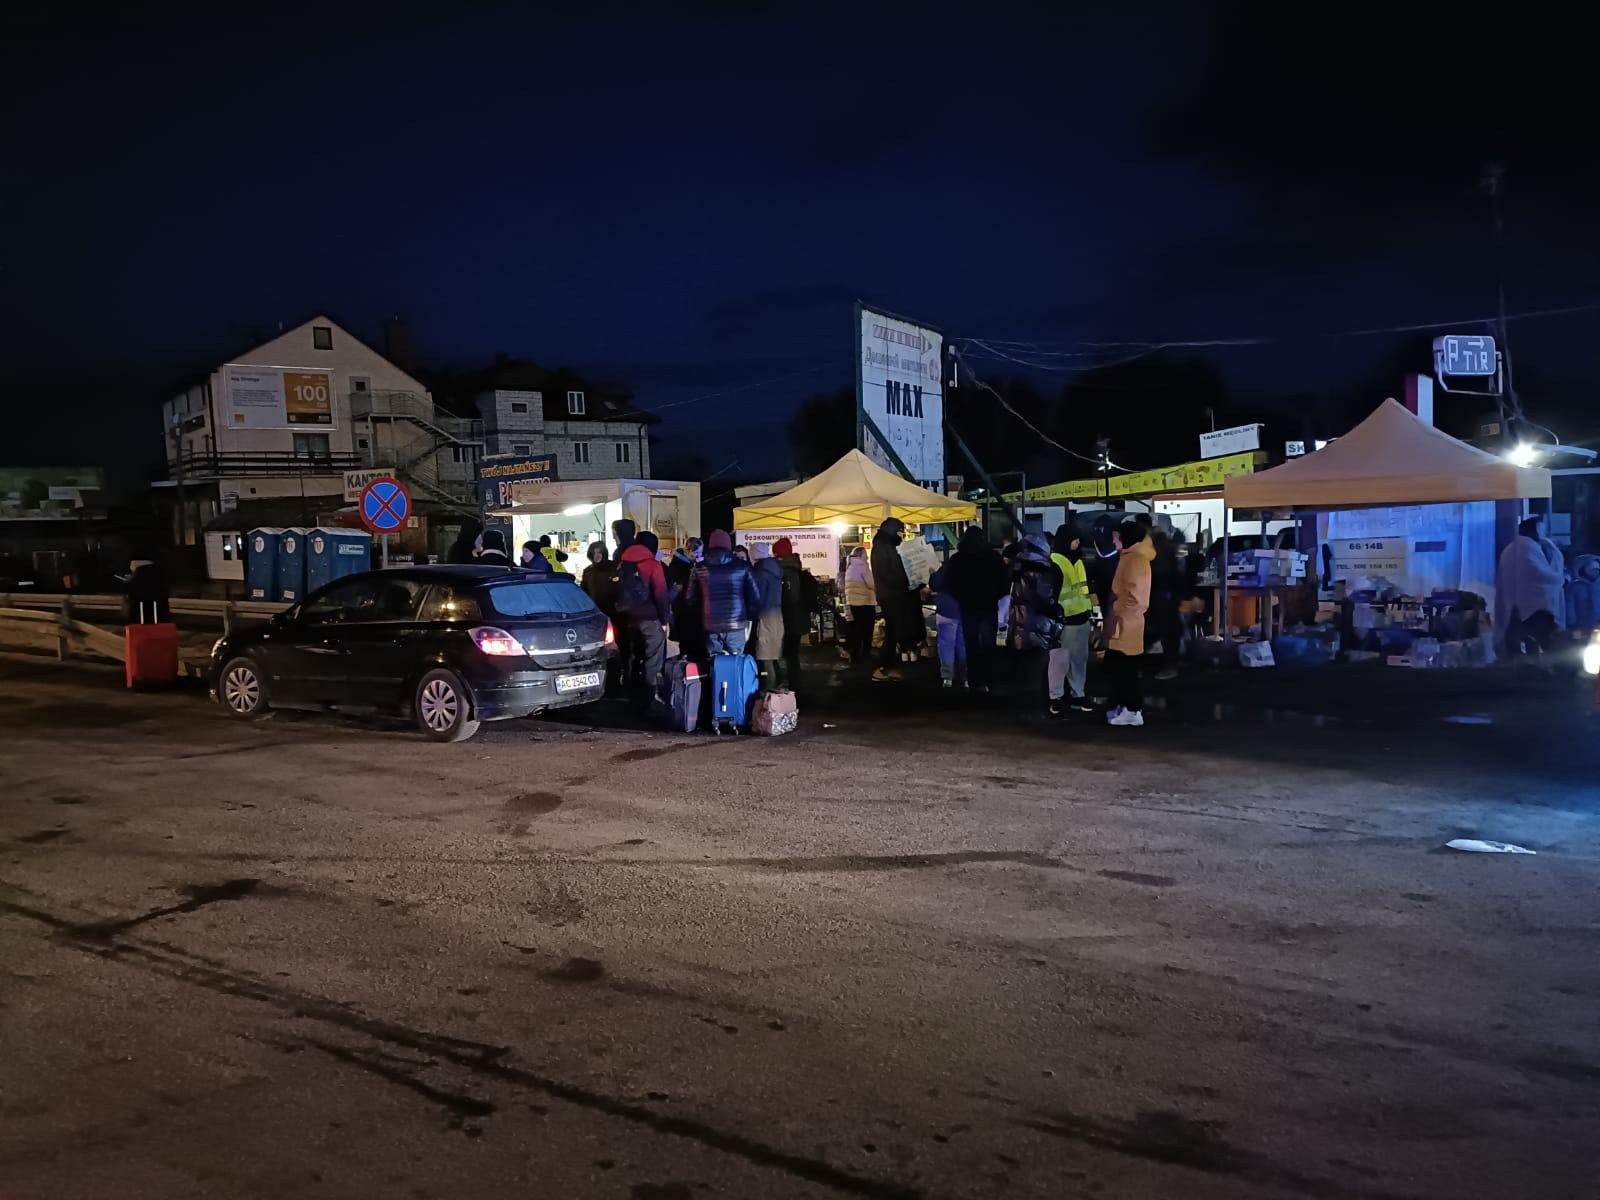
xmin=5 ymin=4 xmax=1598 ymax=489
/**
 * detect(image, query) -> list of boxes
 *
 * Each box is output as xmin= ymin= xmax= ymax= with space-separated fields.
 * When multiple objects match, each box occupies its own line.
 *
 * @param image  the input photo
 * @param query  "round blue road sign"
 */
xmin=359 ymin=477 xmax=411 ymax=534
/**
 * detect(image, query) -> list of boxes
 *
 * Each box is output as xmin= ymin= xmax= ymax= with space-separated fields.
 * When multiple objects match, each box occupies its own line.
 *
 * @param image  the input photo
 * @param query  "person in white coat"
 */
xmin=1496 ymin=515 xmax=1566 ymax=655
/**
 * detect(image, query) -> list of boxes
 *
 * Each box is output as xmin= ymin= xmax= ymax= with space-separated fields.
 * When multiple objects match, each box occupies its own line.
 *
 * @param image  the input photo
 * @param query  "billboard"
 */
xmin=856 ymin=304 xmax=944 ymax=492
xmin=476 ymin=455 xmax=559 ymax=532
xmin=737 ymin=525 xmax=841 ymax=579
xmin=222 ymin=365 xmax=336 ymax=428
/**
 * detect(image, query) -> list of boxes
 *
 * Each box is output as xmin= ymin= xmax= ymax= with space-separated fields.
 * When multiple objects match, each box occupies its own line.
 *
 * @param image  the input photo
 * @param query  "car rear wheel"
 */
xmin=415 ymin=668 xmax=480 ymax=742
xmin=219 ymin=656 xmax=271 ymax=720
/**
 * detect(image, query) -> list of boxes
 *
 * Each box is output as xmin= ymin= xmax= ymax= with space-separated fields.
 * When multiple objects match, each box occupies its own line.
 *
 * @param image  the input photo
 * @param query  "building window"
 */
xmin=615 ymin=442 xmax=630 ymax=463
xmin=567 ymin=391 xmax=586 ymax=415
xmin=293 ymin=433 xmax=331 ymax=459
xmin=357 ymin=437 xmax=370 ymax=451
xmin=512 ymin=443 xmax=532 ymax=456
xmin=312 ymin=325 xmax=333 ymax=350
xmin=350 ymin=377 xmax=369 ymax=393
xmin=451 ymin=445 xmax=478 ymax=464
xmin=510 ymin=401 xmax=528 ymax=414
xmin=573 ymin=441 xmax=590 ymax=464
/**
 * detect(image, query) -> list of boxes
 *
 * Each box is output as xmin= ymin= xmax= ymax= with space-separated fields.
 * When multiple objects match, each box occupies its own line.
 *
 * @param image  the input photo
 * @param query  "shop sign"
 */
xmin=1199 ymin=423 xmax=1262 ymax=459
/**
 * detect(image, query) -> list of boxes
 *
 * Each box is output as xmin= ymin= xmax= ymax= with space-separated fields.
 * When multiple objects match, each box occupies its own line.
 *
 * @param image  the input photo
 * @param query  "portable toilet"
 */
xmin=275 ymin=527 xmax=310 ymax=603
xmin=306 ymin=527 xmax=373 ymax=592
xmin=245 ymin=528 xmax=282 ymax=601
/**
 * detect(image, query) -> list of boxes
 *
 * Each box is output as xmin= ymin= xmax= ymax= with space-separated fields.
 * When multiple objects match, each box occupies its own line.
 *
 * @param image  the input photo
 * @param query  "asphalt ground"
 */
xmin=3 ymin=648 xmax=1599 ymax=1199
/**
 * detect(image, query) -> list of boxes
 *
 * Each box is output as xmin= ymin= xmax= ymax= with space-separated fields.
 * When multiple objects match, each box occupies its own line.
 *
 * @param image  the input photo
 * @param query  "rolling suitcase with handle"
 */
xmin=658 ymin=655 xmax=703 ymax=733
xmin=709 ymin=653 xmax=758 ymax=735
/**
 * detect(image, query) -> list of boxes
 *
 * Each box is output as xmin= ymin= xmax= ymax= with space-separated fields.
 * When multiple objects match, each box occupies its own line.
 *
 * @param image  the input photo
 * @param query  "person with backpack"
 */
xmin=686 ymin=529 xmax=762 ymax=654
xmin=750 ymin=543 xmax=785 ymax=689
xmin=774 ymin=537 xmax=814 ymax=690
xmin=616 ymin=529 xmax=670 ymax=710
xmin=1047 ymin=523 xmax=1095 ymax=715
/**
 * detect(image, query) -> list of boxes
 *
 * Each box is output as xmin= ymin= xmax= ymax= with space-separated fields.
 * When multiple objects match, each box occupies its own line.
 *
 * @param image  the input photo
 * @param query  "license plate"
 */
xmin=555 ymin=672 xmax=601 ymax=693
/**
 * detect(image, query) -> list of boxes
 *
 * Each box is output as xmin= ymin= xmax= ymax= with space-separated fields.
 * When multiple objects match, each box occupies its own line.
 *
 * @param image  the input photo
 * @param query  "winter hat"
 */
xmin=480 ymin=528 xmax=507 ymax=553
xmin=709 ymin=529 xmax=732 ymax=552
xmin=772 ymin=537 xmax=794 ymax=558
xmin=636 ymin=530 xmax=660 ymax=555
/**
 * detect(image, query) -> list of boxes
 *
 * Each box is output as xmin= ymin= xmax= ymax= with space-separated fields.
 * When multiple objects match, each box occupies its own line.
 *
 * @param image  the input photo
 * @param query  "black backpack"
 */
xmin=615 ymin=558 xmax=651 ymax=613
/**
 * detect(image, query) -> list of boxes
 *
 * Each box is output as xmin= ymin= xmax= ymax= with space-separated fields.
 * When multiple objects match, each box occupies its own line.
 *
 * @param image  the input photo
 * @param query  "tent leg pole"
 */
xmin=1221 ymin=505 xmax=1230 ymax=643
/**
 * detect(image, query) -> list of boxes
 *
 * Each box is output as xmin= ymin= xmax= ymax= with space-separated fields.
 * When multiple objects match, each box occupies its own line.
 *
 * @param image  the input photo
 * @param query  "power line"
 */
xmin=649 ymin=365 xmax=830 ymax=412
xmin=959 ymin=299 xmax=1600 ymax=356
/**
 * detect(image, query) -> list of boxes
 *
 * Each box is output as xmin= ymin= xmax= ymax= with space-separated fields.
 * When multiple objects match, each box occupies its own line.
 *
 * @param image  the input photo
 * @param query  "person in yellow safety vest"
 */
xmin=539 ymin=535 xmax=571 ymax=575
xmin=1047 ymin=523 xmax=1095 ymax=716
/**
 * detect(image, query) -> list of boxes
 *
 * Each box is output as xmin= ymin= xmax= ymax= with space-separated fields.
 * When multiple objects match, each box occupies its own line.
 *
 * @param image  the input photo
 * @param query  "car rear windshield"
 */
xmin=482 ymin=580 xmax=599 ymax=620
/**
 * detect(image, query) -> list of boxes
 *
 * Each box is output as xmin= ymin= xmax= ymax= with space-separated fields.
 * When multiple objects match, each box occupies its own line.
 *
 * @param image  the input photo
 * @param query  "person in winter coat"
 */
xmin=841 ymin=545 xmax=877 ymax=665
xmin=580 ymin=542 xmax=616 ymax=611
xmin=927 ymin=555 xmax=968 ymax=688
xmin=686 ymin=529 xmax=762 ymax=654
xmin=665 ymin=537 xmax=704 ymax=663
xmin=538 ymin=534 xmax=570 ymax=575
xmin=477 ymin=528 xmax=511 ymax=566
xmin=1147 ymin=526 xmax=1183 ymax=680
xmin=612 ymin=518 xmax=637 ymax=556
xmin=870 ymin=518 xmax=912 ymax=681
xmin=1105 ymin=520 xmax=1155 ymax=727
xmin=1047 ymin=523 xmax=1095 ymax=714
xmin=750 ymin=544 xmax=786 ymax=687
xmin=520 ymin=540 xmax=556 ymax=575
xmin=447 ymin=520 xmax=482 ymax=565
xmin=1496 ymin=514 xmax=1567 ymax=655
xmin=1007 ymin=534 xmax=1065 ymax=710
xmin=933 ymin=524 xmax=1009 ymax=691
xmin=616 ymin=530 xmax=670 ymax=708
xmin=773 ymin=537 xmax=813 ymax=689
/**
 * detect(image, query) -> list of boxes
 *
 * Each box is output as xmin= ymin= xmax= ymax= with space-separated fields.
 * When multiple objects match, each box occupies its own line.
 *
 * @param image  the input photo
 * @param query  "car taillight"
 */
xmin=604 ymin=620 xmax=616 ymax=646
xmin=1585 ymin=630 xmax=1600 ymax=677
xmin=470 ymin=626 xmax=525 ymax=656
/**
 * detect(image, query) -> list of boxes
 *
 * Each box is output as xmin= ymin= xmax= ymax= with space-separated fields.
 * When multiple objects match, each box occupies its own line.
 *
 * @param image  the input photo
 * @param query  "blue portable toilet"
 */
xmin=306 ymin=527 xmax=373 ymax=592
xmin=275 ymin=527 xmax=310 ymax=603
xmin=245 ymin=528 xmax=282 ymax=601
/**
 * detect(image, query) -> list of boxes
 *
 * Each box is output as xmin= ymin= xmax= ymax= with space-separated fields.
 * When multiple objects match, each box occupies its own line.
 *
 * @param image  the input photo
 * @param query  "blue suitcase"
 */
xmin=709 ymin=653 xmax=758 ymax=735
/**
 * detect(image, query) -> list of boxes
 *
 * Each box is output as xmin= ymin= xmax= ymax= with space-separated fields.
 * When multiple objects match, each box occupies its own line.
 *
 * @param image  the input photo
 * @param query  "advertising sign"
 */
xmin=1199 ymin=423 xmax=1261 ymax=460
xmin=1002 ymin=451 xmax=1264 ymax=504
xmin=857 ymin=304 xmax=945 ymax=492
xmin=343 ymin=467 xmax=393 ymax=501
xmin=738 ymin=525 xmax=841 ymax=579
xmin=222 ymin=365 xmax=336 ymax=429
xmin=1330 ymin=537 xmax=1407 ymax=581
xmin=476 ymin=455 xmax=560 ymax=532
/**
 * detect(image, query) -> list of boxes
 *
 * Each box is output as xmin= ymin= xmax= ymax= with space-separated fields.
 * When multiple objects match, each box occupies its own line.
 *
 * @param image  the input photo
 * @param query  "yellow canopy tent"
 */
xmin=733 ymin=449 xmax=976 ymax=530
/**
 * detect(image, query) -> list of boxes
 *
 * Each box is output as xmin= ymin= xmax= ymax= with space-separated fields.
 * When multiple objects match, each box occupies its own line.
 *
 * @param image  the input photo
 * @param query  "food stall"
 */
xmin=489 ymin=478 xmax=702 ymax=562
xmin=1220 ymin=399 xmax=1551 ymax=666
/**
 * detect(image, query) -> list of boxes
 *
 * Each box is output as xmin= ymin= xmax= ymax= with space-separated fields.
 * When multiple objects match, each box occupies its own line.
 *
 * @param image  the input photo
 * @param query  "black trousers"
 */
xmin=780 ymin=629 xmax=803 ymax=688
xmin=959 ymin=608 xmax=996 ymax=688
xmin=848 ymin=606 xmax=876 ymax=662
xmin=1103 ymin=649 xmax=1144 ymax=712
xmin=627 ymin=618 xmax=667 ymax=708
xmin=877 ymin=602 xmax=902 ymax=669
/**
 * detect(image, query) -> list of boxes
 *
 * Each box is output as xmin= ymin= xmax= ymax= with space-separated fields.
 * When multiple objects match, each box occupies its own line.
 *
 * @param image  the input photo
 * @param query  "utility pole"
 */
xmin=1482 ymin=163 xmax=1516 ymax=438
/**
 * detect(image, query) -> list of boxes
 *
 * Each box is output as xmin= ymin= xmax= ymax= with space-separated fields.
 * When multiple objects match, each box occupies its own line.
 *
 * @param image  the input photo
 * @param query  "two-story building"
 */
xmin=158 ymin=316 xmax=482 ymax=563
xmin=433 ymin=358 xmax=658 ymax=482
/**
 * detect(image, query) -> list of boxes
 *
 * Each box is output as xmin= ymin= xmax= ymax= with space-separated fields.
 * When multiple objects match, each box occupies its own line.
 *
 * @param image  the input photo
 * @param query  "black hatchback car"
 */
xmin=211 ymin=565 xmax=614 ymax=741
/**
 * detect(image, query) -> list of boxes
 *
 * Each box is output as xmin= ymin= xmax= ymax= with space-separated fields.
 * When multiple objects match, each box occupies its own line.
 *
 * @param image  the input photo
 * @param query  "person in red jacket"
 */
xmin=616 ymin=529 xmax=670 ymax=709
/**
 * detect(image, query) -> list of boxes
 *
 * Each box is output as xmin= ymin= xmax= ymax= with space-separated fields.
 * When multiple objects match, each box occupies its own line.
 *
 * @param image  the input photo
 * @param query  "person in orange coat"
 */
xmin=1105 ymin=519 xmax=1155 ymax=727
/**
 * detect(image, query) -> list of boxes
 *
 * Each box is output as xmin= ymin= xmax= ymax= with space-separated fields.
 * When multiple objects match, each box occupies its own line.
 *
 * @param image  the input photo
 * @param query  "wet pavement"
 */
xmin=2 ymin=648 xmax=1599 ymax=1199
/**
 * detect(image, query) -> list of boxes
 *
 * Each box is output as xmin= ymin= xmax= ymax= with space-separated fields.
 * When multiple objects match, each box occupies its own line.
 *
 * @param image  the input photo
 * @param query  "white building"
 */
xmin=158 ymin=316 xmax=480 ymax=549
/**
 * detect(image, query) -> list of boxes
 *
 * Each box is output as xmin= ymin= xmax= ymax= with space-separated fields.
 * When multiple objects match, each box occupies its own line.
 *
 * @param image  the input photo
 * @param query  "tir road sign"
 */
xmin=359 ymin=477 xmax=411 ymax=534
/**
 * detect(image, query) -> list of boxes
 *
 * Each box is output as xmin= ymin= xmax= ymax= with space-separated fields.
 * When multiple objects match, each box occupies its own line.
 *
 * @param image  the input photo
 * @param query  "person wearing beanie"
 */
xmin=477 ymin=528 xmax=510 ymax=565
xmin=686 ymin=528 xmax=761 ymax=653
xmin=774 ymin=536 xmax=812 ymax=689
xmin=616 ymin=529 xmax=670 ymax=708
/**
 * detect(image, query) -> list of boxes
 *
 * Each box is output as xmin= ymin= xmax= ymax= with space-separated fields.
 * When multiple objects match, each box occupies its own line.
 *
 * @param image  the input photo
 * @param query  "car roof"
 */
xmin=346 ymin=565 xmax=581 ymax=588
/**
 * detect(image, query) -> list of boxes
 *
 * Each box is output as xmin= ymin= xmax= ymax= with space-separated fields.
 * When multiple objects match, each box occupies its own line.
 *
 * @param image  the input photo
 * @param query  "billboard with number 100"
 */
xmin=856 ymin=304 xmax=945 ymax=492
